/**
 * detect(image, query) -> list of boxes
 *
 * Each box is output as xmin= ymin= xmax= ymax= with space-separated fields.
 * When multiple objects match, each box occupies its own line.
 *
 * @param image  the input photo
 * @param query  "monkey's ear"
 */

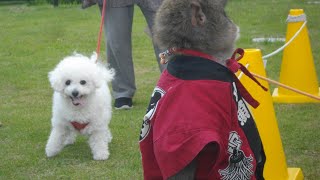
xmin=190 ymin=0 xmax=206 ymax=27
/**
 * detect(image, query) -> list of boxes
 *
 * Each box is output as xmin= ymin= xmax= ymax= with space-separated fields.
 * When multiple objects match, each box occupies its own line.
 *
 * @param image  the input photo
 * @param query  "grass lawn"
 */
xmin=0 ymin=0 xmax=319 ymax=179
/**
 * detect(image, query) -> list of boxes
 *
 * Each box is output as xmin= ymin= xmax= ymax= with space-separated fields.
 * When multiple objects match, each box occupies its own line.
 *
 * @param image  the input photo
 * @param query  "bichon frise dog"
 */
xmin=45 ymin=53 xmax=114 ymax=160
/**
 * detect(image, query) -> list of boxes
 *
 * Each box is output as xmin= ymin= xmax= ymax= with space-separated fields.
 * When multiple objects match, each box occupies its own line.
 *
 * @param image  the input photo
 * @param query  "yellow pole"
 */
xmin=238 ymin=49 xmax=304 ymax=180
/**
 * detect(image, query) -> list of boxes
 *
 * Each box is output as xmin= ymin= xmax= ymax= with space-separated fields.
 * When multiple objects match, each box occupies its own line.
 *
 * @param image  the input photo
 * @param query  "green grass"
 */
xmin=0 ymin=1 xmax=319 ymax=179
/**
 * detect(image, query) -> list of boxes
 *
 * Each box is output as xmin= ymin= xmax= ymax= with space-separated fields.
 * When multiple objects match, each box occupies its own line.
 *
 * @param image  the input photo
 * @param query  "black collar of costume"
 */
xmin=167 ymin=55 xmax=234 ymax=82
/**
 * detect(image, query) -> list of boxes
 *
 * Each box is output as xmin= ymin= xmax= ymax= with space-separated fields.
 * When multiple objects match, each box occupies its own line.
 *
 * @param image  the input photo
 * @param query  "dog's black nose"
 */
xmin=72 ymin=90 xmax=79 ymax=97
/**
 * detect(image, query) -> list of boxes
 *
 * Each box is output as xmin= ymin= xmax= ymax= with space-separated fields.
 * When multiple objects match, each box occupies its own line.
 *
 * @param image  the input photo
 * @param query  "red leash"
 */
xmin=95 ymin=0 xmax=107 ymax=63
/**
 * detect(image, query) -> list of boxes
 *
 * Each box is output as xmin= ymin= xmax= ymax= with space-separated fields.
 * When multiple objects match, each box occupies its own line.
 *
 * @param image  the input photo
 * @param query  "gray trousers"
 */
xmin=101 ymin=4 xmax=166 ymax=99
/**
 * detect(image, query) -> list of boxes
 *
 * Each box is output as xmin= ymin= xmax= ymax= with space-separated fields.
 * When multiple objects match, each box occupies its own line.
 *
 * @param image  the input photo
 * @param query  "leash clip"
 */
xmin=159 ymin=48 xmax=177 ymax=64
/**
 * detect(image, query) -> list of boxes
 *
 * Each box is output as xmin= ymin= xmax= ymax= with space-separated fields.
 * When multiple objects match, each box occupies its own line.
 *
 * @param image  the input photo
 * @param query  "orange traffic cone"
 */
xmin=238 ymin=49 xmax=304 ymax=180
xmin=272 ymin=9 xmax=320 ymax=103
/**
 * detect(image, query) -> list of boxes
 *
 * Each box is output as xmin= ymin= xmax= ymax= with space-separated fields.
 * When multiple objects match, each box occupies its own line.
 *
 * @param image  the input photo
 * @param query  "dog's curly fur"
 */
xmin=45 ymin=53 xmax=114 ymax=160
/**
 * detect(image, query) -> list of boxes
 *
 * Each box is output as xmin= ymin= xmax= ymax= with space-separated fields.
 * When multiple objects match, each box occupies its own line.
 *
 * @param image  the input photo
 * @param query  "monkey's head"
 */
xmin=153 ymin=0 xmax=239 ymax=61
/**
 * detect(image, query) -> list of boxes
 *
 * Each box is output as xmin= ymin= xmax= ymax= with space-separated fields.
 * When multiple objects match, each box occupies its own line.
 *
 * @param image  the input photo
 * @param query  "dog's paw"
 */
xmin=93 ymin=151 xmax=109 ymax=161
xmin=45 ymin=148 xmax=59 ymax=158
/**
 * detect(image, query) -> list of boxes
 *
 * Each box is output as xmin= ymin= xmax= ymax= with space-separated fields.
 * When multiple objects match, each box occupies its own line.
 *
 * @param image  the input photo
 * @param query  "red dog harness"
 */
xmin=71 ymin=122 xmax=89 ymax=131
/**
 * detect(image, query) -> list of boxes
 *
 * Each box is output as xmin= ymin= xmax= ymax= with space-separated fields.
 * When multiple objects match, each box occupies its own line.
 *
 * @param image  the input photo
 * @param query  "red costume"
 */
xmin=139 ymin=54 xmax=266 ymax=180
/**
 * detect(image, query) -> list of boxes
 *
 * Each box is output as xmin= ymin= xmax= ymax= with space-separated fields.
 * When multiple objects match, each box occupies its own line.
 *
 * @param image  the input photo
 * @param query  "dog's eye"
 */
xmin=80 ymin=80 xmax=86 ymax=85
xmin=65 ymin=80 xmax=71 ymax=86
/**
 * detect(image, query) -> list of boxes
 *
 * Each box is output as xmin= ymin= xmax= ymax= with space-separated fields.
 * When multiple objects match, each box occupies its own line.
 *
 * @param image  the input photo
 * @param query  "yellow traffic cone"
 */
xmin=272 ymin=9 xmax=320 ymax=103
xmin=238 ymin=49 xmax=304 ymax=180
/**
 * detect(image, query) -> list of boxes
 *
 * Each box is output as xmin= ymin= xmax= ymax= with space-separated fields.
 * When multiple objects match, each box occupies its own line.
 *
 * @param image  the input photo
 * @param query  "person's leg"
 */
xmin=101 ymin=5 xmax=136 ymax=101
xmin=138 ymin=3 xmax=167 ymax=72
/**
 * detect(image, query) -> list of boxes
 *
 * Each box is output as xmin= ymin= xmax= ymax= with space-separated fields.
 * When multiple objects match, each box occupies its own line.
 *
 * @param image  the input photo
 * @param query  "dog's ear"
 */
xmin=92 ymin=65 xmax=114 ymax=88
xmin=48 ymin=68 xmax=64 ymax=92
xmin=190 ymin=0 xmax=206 ymax=27
xmin=102 ymin=67 xmax=115 ymax=83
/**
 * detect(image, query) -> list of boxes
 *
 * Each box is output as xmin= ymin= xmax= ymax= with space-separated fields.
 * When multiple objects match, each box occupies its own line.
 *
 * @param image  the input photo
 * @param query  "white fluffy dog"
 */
xmin=45 ymin=53 xmax=114 ymax=160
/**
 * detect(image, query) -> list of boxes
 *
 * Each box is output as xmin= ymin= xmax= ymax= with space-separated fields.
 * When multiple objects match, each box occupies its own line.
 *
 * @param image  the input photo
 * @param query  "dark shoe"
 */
xmin=114 ymin=97 xmax=133 ymax=110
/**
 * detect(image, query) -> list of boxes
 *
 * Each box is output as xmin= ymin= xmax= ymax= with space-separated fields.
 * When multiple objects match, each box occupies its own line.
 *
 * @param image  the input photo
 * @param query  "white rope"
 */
xmin=252 ymin=37 xmax=285 ymax=43
xmin=262 ymin=14 xmax=307 ymax=60
xmin=262 ymin=21 xmax=307 ymax=59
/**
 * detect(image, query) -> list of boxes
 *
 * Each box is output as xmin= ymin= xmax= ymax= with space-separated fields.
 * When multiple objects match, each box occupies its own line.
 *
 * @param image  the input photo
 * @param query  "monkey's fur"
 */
xmin=153 ymin=0 xmax=239 ymax=179
xmin=153 ymin=0 xmax=239 ymax=64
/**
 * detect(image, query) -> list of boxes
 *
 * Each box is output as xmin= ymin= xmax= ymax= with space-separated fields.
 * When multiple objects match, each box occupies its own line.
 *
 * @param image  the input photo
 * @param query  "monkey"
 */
xmin=139 ymin=0 xmax=266 ymax=179
xmin=153 ymin=0 xmax=239 ymax=64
